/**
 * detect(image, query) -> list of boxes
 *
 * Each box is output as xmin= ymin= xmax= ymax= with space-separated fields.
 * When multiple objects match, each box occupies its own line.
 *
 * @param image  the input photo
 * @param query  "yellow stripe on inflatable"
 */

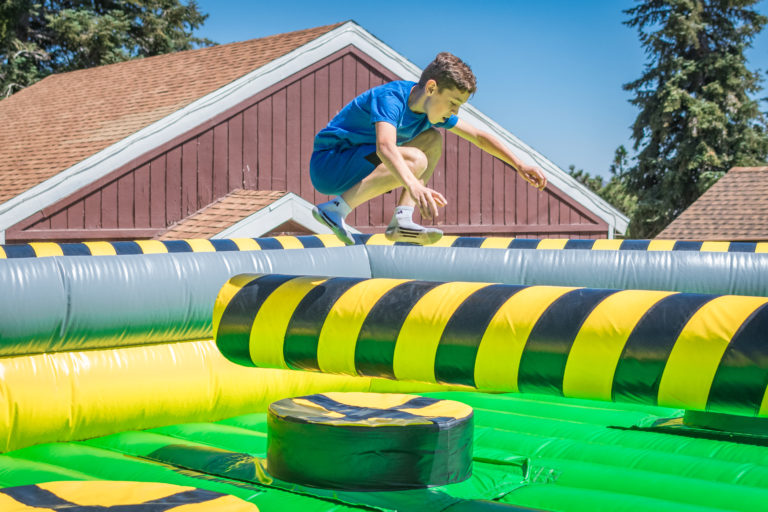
xmin=83 ymin=241 xmax=117 ymax=256
xmin=135 ymin=240 xmax=168 ymax=254
xmin=212 ymin=274 xmax=262 ymax=337
xmin=474 ymin=285 xmax=577 ymax=391
xmin=315 ymin=234 xmax=346 ymax=247
xmin=658 ymin=295 xmax=768 ymax=409
xmin=756 ymin=242 xmax=768 ymax=253
xmin=759 ymin=381 xmax=768 ymax=416
xmin=317 ymin=278 xmax=409 ymax=375
xmin=249 ymin=276 xmax=329 ymax=369
xmin=648 ymin=240 xmax=676 ymax=251
xmin=37 ymin=481 xmax=195 ymax=507
xmin=701 ymin=241 xmax=730 ymax=252
xmin=562 ymin=290 xmax=677 ymax=401
xmin=537 ymin=239 xmax=568 ymax=250
xmin=592 ymin=239 xmax=623 ymax=251
xmin=231 ymin=238 xmax=261 ymax=251
xmin=366 ymin=234 xmax=395 ymax=246
xmin=0 ymin=246 xmax=6 ymax=259
xmin=186 ymin=239 xmax=216 ymax=252
xmin=398 ymin=398 xmax=471 ymax=420
xmin=394 ymin=282 xmax=492 ymax=383
xmin=273 ymin=236 xmax=304 ymax=249
xmin=321 ymin=391 xmax=416 ymax=409
xmin=29 ymin=242 xmax=64 ymax=257
xmin=480 ymin=237 xmax=514 ymax=249
xmin=429 ymin=235 xmax=459 ymax=248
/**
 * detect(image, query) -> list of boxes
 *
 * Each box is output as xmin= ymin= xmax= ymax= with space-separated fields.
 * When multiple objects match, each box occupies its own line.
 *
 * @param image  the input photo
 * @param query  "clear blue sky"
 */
xmin=195 ymin=0 xmax=768 ymax=179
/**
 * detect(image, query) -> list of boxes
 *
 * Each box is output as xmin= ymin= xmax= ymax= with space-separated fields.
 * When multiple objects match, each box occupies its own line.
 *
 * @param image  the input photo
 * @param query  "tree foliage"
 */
xmin=622 ymin=0 xmax=768 ymax=237
xmin=568 ymin=146 xmax=638 ymax=220
xmin=1 ymin=0 xmax=213 ymax=97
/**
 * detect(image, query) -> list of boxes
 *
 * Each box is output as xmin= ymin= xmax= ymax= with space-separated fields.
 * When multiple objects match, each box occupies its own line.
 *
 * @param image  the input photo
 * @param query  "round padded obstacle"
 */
xmin=266 ymin=392 xmax=473 ymax=490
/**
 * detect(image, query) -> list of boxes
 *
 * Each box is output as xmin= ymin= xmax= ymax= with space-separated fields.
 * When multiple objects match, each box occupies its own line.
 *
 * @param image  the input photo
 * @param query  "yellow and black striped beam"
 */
xmin=3 ymin=235 xmax=768 ymax=258
xmin=362 ymin=234 xmax=768 ymax=252
xmin=0 ymin=235 xmax=347 ymax=258
xmin=214 ymin=274 xmax=768 ymax=417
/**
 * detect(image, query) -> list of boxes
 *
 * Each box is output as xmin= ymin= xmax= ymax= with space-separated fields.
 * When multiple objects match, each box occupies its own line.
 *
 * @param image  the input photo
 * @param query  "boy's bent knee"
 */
xmin=401 ymin=147 xmax=429 ymax=175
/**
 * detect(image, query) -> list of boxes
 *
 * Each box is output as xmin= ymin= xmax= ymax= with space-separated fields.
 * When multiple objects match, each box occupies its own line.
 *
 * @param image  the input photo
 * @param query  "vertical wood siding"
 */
xmin=10 ymin=47 xmax=607 ymax=241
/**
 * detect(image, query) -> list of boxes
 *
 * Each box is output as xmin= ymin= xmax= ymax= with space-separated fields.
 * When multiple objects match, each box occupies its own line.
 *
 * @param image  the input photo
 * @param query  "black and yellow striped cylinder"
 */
xmin=214 ymin=274 xmax=768 ymax=417
xmin=266 ymin=392 xmax=473 ymax=490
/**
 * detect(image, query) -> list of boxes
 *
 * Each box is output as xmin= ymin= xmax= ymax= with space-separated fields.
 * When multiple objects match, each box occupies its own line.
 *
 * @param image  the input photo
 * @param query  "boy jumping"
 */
xmin=311 ymin=52 xmax=547 ymax=245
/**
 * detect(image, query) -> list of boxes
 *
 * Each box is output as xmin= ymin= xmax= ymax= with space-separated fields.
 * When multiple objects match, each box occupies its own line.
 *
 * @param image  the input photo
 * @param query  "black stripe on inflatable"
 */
xmin=612 ymin=293 xmax=715 ymax=405
xmin=563 ymin=239 xmax=595 ymax=250
xmin=673 ymin=241 xmax=703 ymax=251
xmin=162 ymin=240 xmax=193 ymax=253
xmin=517 ymin=288 xmax=618 ymax=395
xmin=210 ymin=239 xmax=239 ymax=251
xmin=353 ymin=233 xmax=372 ymax=245
xmin=216 ymin=274 xmax=297 ymax=367
xmin=142 ymin=488 xmax=225 ymax=508
xmin=452 ymin=237 xmax=484 ymax=248
xmin=2 ymin=244 xmax=36 ymax=258
xmin=301 ymin=394 xmax=450 ymax=424
xmin=0 ymin=485 xmax=73 ymax=509
xmin=707 ymin=303 xmax=768 ymax=416
xmin=111 ymin=241 xmax=142 ymax=254
xmin=355 ymin=280 xmax=443 ymax=378
xmin=283 ymin=277 xmax=366 ymax=371
xmin=60 ymin=243 xmax=91 ymax=256
xmin=0 ymin=485 xmax=224 ymax=510
xmin=434 ymin=284 xmax=527 ymax=387
xmin=256 ymin=237 xmax=283 ymax=250
xmin=620 ymin=240 xmax=651 ymax=250
xmin=297 ymin=235 xmax=324 ymax=248
xmin=507 ymin=238 xmax=540 ymax=249
xmin=729 ymin=242 xmax=757 ymax=253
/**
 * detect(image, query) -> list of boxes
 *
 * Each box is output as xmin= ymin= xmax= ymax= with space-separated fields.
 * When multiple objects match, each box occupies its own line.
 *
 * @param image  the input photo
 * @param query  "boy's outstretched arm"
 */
xmin=449 ymin=119 xmax=547 ymax=190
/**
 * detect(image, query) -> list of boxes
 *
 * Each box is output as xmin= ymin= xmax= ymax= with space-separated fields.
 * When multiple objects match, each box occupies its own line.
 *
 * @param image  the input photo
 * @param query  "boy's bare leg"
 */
xmin=341 ymin=128 xmax=443 ymax=209
xmin=315 ymin=128 xmax=443 ymax=245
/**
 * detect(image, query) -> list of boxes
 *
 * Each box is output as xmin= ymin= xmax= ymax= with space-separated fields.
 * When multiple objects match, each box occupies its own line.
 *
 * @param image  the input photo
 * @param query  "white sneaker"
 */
xmin=313 ymin=204 xmax=355 ymax=246
xmin=385 ymin=224 xmax=443 ymax=245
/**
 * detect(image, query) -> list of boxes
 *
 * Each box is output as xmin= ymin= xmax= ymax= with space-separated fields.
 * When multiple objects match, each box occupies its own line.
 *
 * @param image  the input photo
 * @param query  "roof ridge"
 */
xmin=24 ymin=22 xmax=347 ymax=83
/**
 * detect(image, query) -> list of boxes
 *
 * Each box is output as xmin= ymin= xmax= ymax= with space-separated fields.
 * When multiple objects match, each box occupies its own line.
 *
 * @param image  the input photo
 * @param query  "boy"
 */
xmin=311 ymin=52 xmax=547 ymax=245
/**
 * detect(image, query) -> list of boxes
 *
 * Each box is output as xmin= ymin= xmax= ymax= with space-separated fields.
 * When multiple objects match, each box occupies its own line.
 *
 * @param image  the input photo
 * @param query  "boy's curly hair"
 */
xmin=418 ymin=52 xmax=477 ymax=94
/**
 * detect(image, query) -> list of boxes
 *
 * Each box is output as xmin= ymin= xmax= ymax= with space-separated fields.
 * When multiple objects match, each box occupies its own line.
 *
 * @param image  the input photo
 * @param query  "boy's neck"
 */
xmin=407 ymin=85 xmax=427 ymax=114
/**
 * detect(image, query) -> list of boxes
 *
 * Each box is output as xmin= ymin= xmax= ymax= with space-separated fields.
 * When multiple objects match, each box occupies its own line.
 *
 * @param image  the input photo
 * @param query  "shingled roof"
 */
xmin=0 ymin=22 xmax=343 ymax=205
xmin=157 ymin=189 xmax=289 ymax=240
xmin=657 ymin=166 xmax=768 ymax=241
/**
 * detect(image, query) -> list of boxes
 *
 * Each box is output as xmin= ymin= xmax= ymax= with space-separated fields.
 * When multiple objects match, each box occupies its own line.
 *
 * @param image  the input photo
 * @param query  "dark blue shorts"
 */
xmin=310 ymin=144 xmax=382 ymax=195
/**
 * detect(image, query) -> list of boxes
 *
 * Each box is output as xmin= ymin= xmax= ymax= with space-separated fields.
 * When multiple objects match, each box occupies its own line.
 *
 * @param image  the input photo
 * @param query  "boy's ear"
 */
xmin=425 ymin=79 xmax=438 ymax=95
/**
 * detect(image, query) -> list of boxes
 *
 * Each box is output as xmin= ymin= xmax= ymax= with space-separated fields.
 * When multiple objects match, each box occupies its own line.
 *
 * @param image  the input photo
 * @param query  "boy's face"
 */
xmin=423 ymin=80 xmax=470 ymax=124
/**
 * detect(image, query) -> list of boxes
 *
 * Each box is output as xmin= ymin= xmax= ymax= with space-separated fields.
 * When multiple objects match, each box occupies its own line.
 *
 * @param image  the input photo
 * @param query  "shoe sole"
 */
xmin=312 ymin=207 xmax=355 ymax=246
xmin=385 ymin=227 xmax=443 ymax=245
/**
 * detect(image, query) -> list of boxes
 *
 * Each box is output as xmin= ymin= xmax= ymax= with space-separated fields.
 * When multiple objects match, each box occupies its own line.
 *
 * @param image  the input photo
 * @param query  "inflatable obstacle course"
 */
xmin=1 ymin=236 xmax=768 ymax=511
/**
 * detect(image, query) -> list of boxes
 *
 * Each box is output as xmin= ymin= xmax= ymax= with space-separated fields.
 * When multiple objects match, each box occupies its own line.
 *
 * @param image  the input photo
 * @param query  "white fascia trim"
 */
xmin=0 ymin=20 xmax=626 ymax=239
xmin=212 ymin=192 xmax=360 ymax=238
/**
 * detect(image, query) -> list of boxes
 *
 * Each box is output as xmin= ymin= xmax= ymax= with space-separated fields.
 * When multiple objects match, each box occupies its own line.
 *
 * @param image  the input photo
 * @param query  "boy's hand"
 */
xmin=519 ymin=164 xmax=547 ymax=191
xmin=409 ymin=181 xmax=447 ymax=219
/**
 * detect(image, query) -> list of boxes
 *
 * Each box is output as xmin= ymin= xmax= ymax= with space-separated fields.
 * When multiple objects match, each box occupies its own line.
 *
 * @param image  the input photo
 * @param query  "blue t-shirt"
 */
xmin=313 ymin=80 xmax=458 ymax=152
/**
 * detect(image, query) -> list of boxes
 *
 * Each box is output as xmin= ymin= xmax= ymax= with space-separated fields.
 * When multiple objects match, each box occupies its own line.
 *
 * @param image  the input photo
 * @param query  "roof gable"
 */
xmin=0 ymin=21 xmax=627 ymax=242
xmin=657 ymin=166 xmax=768 ymax=241
xmin=0 ymin=22 xmax=342 ymax=205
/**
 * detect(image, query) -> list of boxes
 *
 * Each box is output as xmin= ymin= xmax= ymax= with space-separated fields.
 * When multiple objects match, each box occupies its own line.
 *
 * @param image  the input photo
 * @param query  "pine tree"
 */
xmin=1 ymin=0 xmax=213 ymax=98
xmin=623 ymin=0 xmax=768 ymax=237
